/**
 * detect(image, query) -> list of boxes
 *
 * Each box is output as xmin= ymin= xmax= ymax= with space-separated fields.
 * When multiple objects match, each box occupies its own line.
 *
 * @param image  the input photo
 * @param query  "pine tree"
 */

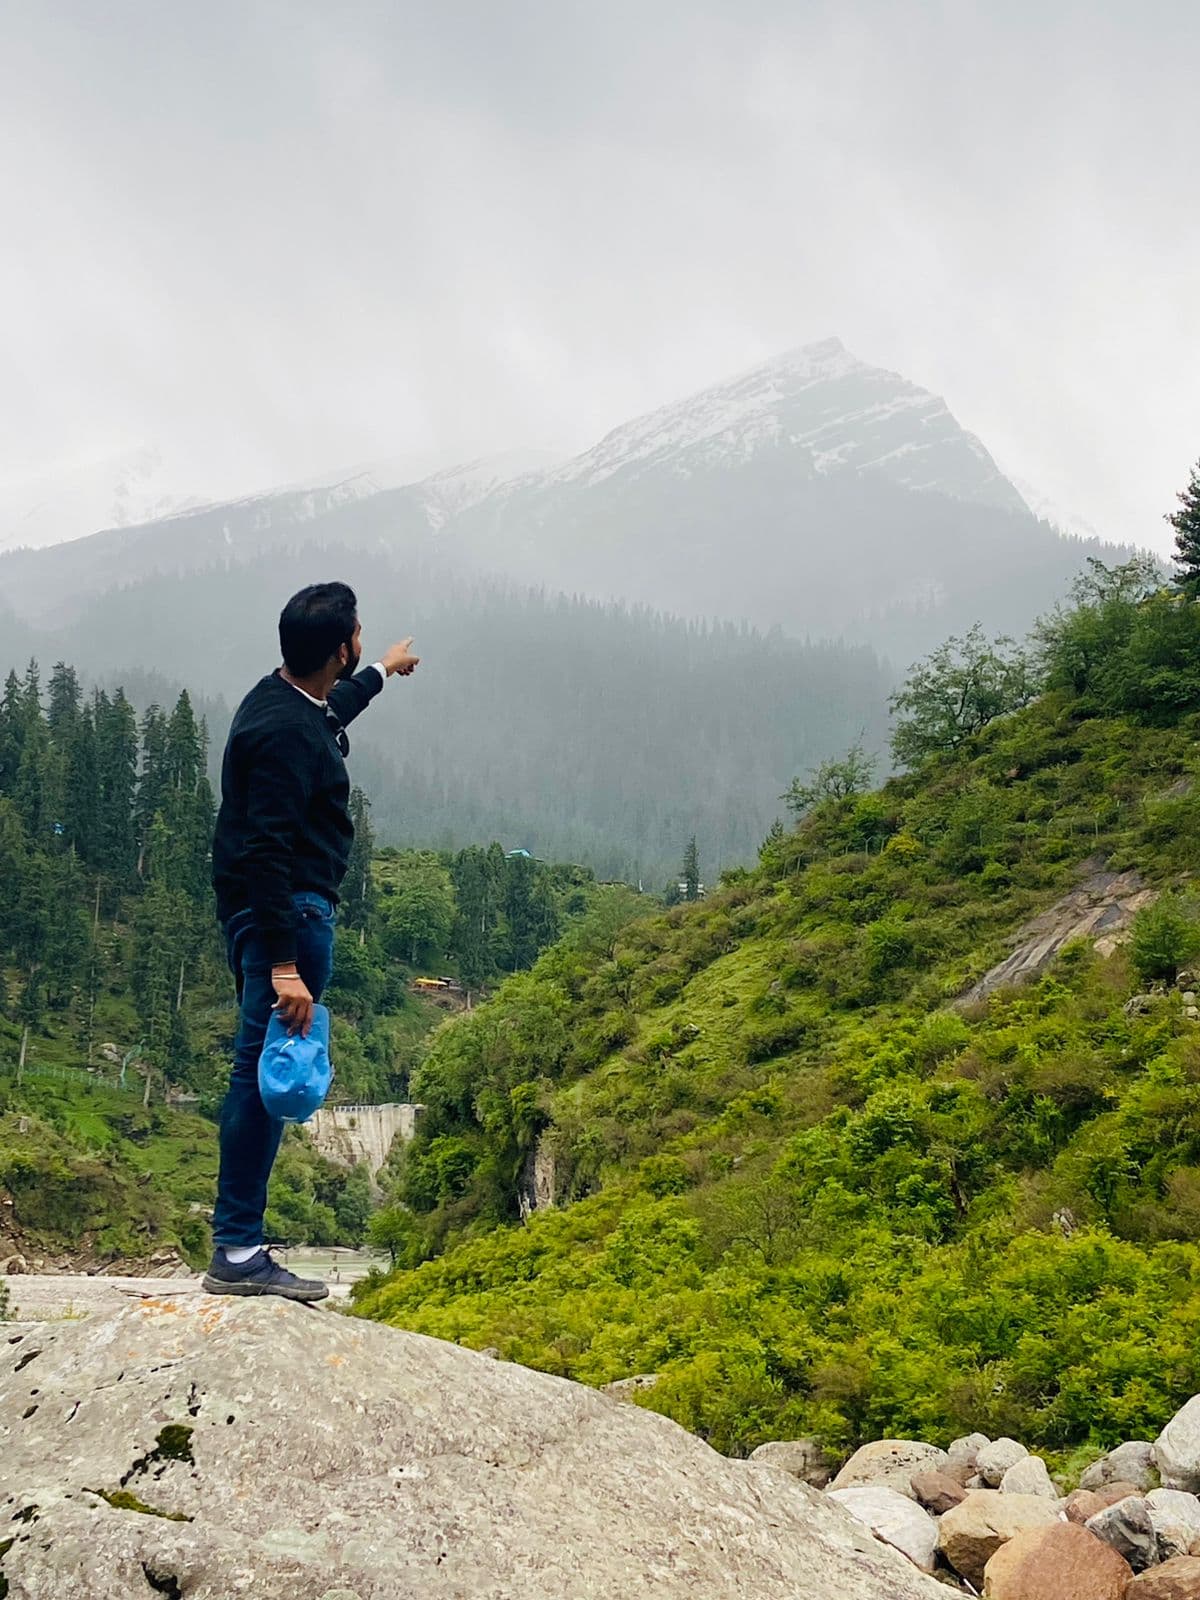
xmin=13 ymin=709 xmax=49 ymax=842
xmin=63 ymin=706 xmax=100 ymax=865
xmin=0 ymin=670 xmax=23 ymax=796
xmin=135 ymin=704 xmax=169 ymax=878
xmin=1170 ymin=458 xmax=1200 ymax=596
xmin=503 ymin=852 xmax=538 ymax=970
xmin=95 ymin=690 xmax=138 ymax=889
xmin=451 ymin=846 xmax=495 ymax=991
xmin=46 ymin=662 xmax=81 ymax=740
xmin=682 ymin=835 xmax=700 ymax=901
xmin=342 ymin=787 xmax=376 ymax=940
xmin=164 ymin=691 xmax=202 ymax=793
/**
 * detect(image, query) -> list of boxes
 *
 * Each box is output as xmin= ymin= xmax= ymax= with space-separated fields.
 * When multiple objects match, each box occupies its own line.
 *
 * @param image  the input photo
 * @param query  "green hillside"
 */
xmin=353 ymin=563 xmax=1200 ymax=1469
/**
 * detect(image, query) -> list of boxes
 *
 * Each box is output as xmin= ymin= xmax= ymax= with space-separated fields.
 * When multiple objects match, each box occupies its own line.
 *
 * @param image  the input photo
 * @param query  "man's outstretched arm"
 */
xmin=328 ymin=637 xmax=420 ymax=726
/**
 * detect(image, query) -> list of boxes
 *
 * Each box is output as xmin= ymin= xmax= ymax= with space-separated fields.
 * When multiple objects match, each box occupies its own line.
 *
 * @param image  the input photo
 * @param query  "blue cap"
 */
xmin=257 ymin=1003 xmax=333 ymax=1123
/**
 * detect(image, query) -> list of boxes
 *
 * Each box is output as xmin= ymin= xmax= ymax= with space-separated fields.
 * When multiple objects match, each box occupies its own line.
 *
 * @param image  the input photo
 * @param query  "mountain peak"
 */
xmin=545 ymin=339 xmax=1022 ymax=515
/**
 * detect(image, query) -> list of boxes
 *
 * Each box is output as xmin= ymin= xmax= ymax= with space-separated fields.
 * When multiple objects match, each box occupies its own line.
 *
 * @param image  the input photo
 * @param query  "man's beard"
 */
xmin=337 ymin=643 xmax=362 ymax=683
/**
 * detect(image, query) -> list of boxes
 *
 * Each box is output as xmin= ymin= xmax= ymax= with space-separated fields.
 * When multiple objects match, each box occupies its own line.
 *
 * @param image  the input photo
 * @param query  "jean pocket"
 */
xmin=294 ymin=893 xmax=334 ymax=922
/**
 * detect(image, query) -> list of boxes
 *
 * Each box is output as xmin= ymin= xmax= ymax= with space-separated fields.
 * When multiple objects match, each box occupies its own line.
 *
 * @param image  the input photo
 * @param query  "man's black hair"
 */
xmin=279 ymin=582 xmax=358 ymax=676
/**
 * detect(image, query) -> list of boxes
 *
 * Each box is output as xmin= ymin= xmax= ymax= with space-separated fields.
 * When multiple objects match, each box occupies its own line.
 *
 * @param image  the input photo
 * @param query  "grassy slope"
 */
xmin=353 ymin=695 xmax=1200 ymax=1467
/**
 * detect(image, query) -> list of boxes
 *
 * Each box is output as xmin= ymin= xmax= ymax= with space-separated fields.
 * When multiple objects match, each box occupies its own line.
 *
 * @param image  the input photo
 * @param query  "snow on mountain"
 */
xmin=383 ymin=449 xmax=567 ymax=531
xmin=0 ymin=446 xmax=201 ymax=553
xmin=541 ymin=338 xmax=1026 ymax=514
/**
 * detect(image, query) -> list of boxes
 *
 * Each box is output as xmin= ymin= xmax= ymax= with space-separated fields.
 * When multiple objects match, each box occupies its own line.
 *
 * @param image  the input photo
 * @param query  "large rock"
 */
xmin=1086 ymin=1494 xmax=1157 ymax=1570
xmin=1148 ymin=1488 xmax=1200 ymax=1561
xmin=1158 ymin=1400 xmax=1200 ymax=1492
xmin=1126 ymin=1555 xmax=1200 ymax=1597
xmin=827 ymin=1486 xmax=939 ymax=1572
xmin=748 ymin=1438 xmax=832 ymax=1488
xmin=998 ymin=1455 xmax=1057 ymax=1498
xmin=1081 ymin=1440 xmax=1160 ymax=1493
xmin=948 ymin=1431 xmax=991 ymax=1467
xmin=910 ymin=1470 xmax=968 ymax=1515
xmin=944 ymin=1433 xmax=990 ymax=1485
xmin=1063 ymin=1483 xmax=1143 ymax=1524
xmin=980 ymin=1520 xmax=1132 ymax=1600
xmin=0 ymin=1299 xmax=947 ymax=1600
xmin=937 ymin=1490 xmax=1060 ymax=1588
xmin=830 ymin=1439 xmax=948 ymax=1500
xmin=976 ymin=1437 xmax=1028 ymax=1487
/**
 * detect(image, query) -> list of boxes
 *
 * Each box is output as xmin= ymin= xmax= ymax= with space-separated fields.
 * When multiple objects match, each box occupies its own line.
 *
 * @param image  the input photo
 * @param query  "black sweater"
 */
xmin=211 ymin=666 xmax=384 ymax=964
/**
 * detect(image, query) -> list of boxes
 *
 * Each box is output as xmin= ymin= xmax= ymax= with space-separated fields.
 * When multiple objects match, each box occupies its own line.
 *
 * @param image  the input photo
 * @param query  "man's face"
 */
xmin=338 ymin=620 xmax=363 ymax=682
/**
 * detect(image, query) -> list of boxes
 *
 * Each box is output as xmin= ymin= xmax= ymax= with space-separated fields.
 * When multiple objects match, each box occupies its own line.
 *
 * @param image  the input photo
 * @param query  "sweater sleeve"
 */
xmin=241 ymin=732 xmax=314 ymax=965
xmin=327 ymin=664 xmax=385 ymax=728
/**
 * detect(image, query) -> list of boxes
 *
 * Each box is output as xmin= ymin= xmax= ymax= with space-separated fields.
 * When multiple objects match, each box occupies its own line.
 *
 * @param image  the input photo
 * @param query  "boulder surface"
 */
xmin=998 ymin=1455 xmax=1057 ymax=1498
xmin=975 ymin=1437 xmax=1028 ymax=1487
xmin=0 ymin=1298 xmax=947 ymax=1600
xmin=1147 ymin=1488 xmax=1200 ymax=1562
xmin=827 ymin=1485 xmax=939 ymax=1572
xmin=1125 ymin=1555 xmax=1200 ymax=1598
xmin=829 ymin=1439 xmax=948 ymax=1499
xmin=748 ymin=1438 xmax=832 ymax=1488
xmin=1081 ymin=1440 xmax=1159 ymax=1493
xmin=1085 ymin=1494 xmax=1157 ymax=1570
xmin=1160 ymin=1401 xmax=1200 ymax=1493
xmin=937 ymin=1490 xmax=1060 ymax=1587
xmin=980 ymin=1520 xmax=1132 ymax=1600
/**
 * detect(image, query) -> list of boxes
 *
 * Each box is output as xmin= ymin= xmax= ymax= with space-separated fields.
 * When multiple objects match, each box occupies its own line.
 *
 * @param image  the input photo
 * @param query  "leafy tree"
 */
xmin=1130 ymin=892 xmax=1200 ymax=986
xmin=1169 ymin=457 xmax=1200 ymax=595
xmin=783 ymin=741 xmax=876 ymax=819
xmin=367 ymin=1202 xmax=423 ymax=1268
xmin=380 ymin=852 xmax=457 ymax=967
xmin=1034 ymin=557 xmax=1161 ymax=697
xmin=890 ymin=625 xmax=1038 ymax=768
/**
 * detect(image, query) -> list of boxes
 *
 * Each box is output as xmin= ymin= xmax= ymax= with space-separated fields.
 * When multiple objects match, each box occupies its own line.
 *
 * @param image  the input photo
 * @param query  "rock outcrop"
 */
xmin=956 ymin=861 xmax=1154 ymax=1007
xmin=0 ymin=1297 xmax=945 ymax=1600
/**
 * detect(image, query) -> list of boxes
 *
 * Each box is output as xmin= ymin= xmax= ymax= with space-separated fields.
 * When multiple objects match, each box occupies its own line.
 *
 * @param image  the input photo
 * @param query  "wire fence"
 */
xmin=0 ymin=1060 xmax=141 ymax=1095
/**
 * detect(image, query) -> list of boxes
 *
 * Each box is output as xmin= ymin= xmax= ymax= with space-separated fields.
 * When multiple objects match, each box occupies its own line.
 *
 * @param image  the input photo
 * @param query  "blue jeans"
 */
xmin=211 ymin=891 xmax=336 ymax=1248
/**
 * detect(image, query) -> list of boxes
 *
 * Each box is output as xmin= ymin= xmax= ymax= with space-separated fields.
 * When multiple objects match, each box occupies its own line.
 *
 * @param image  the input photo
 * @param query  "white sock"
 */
xmin=223 ymin=1245 xmax=263 ymax=1265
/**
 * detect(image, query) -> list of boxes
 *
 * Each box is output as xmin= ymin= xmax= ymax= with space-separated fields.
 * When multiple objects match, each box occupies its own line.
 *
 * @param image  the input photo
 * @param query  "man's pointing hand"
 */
xmin=381 ymin=637 xmax=420 ymax=677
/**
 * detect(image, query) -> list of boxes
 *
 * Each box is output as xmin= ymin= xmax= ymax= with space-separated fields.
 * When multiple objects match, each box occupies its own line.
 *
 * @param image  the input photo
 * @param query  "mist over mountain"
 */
xmin=0 ymin=548 xmax=892 ymax=880
xmin=1 ymin=341 xmax=1129 ymax=661
xmin=446 ymin=338 xmax=1131 ymax=659
xmin=0 ymin=341 xmax=1135 ymax=876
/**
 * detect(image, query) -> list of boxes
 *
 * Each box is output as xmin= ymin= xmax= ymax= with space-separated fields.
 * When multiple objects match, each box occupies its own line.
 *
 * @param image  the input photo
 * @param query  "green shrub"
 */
xmin=1130 ymin=892 xmax=1200 ymax=985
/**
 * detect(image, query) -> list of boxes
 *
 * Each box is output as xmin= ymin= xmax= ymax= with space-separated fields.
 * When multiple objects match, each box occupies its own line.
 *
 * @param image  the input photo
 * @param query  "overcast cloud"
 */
xmin=1 ymin=0 xmax=1196 ymax=551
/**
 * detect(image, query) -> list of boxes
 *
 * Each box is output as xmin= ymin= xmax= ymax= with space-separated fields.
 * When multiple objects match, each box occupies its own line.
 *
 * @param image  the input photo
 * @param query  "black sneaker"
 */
xmin=202 ymin=1247 xmax=329 ymax=1303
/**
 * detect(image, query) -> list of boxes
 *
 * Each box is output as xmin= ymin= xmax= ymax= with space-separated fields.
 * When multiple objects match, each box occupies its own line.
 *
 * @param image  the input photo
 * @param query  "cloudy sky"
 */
xmin=1 ymin=0 xmax=1196 ymax=551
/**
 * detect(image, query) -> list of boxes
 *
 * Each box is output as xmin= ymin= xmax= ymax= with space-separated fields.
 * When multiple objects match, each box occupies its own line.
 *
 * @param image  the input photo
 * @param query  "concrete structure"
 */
xmin=307 ymin=1102 xmax=424 ymax=1176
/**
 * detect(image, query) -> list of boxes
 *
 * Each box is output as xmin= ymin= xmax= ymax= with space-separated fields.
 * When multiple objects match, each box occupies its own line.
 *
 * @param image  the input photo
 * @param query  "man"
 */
xmin=203 ymin=582 xmax=418 ymax=1301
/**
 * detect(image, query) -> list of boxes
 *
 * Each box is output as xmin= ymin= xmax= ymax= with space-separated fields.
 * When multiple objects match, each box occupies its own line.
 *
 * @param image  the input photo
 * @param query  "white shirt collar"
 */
xmin=282 ymin=673 xmax=327 ymax=709
xmin=280 ymin=662 xmax=387 ymax=710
